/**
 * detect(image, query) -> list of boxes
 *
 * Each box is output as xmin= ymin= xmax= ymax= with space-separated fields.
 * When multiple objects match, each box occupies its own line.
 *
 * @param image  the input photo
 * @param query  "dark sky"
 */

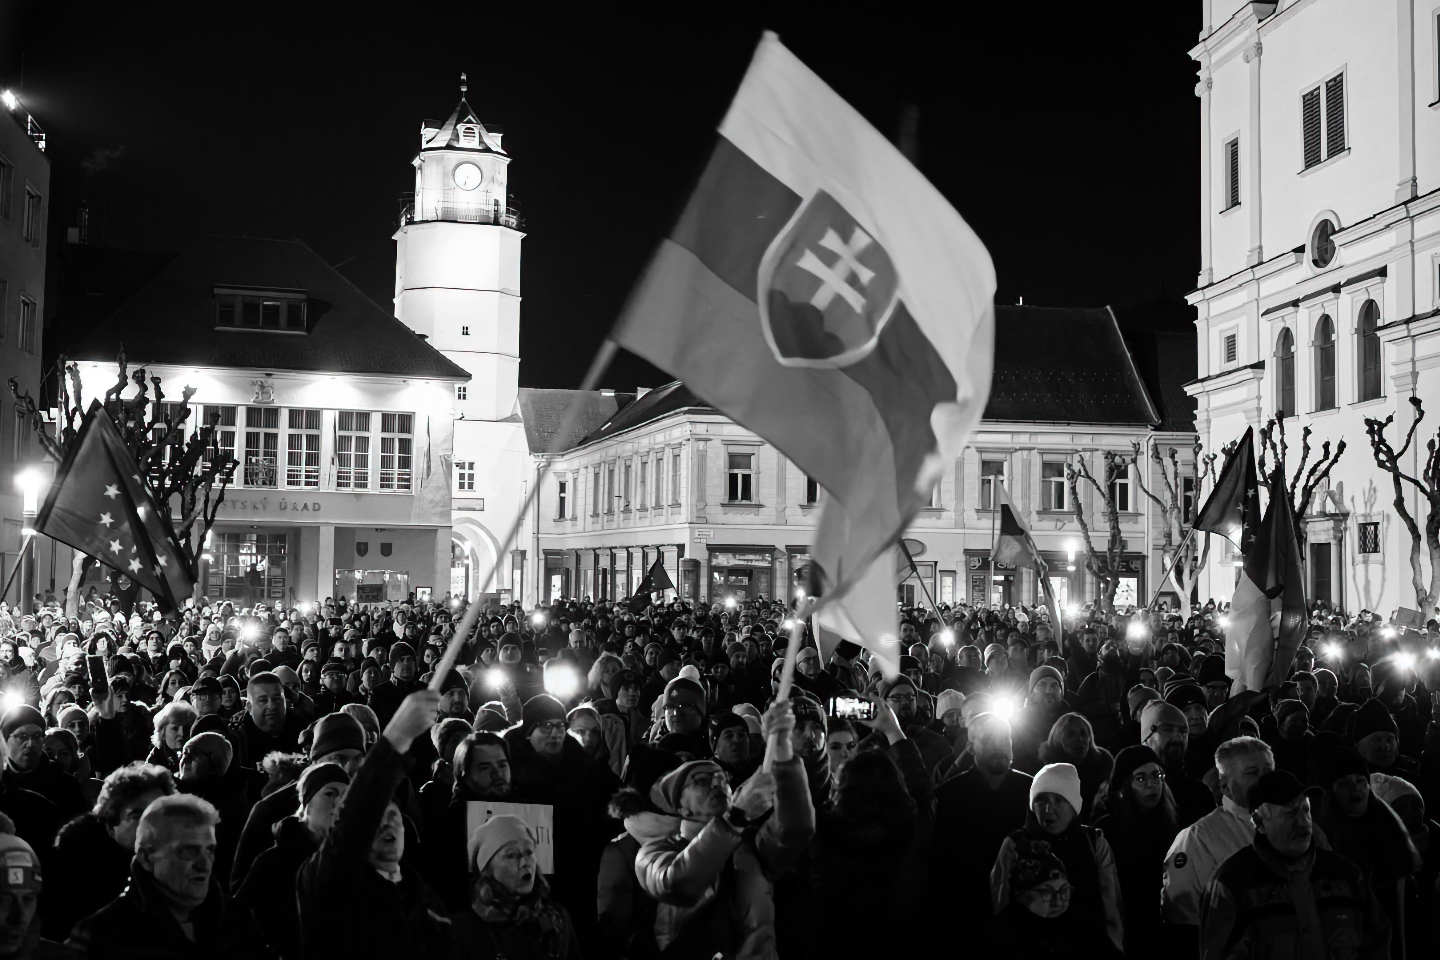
xmin=1 ymin=1 xmax=1202 ymax=390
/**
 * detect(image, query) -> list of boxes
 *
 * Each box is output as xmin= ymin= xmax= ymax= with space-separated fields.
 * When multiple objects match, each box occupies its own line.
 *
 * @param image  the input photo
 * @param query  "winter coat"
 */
xmin=43 ymin=814 xmax=133 ymax=941
xmin=856 ymin=723 xmax=951 ymax=775
xmin=227 ymin=710 xmax=304 ymax=769
xmin=0 ymin=772 xmax=61 ymax=863
xmin=8 ymin=756 xmax=88 ymax=821
xmin=596 ymin=827 xmax=660 ymax=960
xmin=992 ymin=818 xmax=1125 ymax=951
xmin=66 ymin=864 xmax=273 ymax=960
xmin=1095 ymin=807 xmax=1177 ymax=956
xmin=143 ymin=743 xmax=181 ymax=776
xmin=983 ymin=901 xmax=1123 ymax=960
xmin=1076 ymin=663 xmax=1128 ymax=747
xmin=931 ymin=767 xmax=1033 ymax=923
xmin=1036 ymin=740 xmax=1113 ymax=822
xmin=1200 ymin=836 xmax=1391 ymax=960
xmin=89 ymin=707 xmax=153 ymax=776
xmin=367 ymin=677 xmax=423 ymax=727
xmin=1162 ymin=796 xmax=1256 ymax=929
xmin=235 ymin=816 xmax=318 ymax=960
xmin=447 ymin=900 xmax=582 ymax=960
xmin=295 ymin=738 xmax=453 ymax=960
xmin=634 ymin=756 xmax=815 ymax=960
xmin=178 ymin=767 xmax=259 ymax=893
xmin=1315 ymin=793 xmax=1423 ymax=958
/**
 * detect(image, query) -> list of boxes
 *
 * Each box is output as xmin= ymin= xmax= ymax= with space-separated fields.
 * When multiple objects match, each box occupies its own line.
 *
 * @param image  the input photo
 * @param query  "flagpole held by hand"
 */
xmin=764 ymin=596 xmax=826 ymax=773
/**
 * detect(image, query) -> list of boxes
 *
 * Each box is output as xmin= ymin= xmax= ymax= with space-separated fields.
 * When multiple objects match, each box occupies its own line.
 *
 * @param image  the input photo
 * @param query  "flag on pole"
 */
xmin=34 ymin=403 xmax=196 ymax=612
xmin=813 ymin=549 xmax=901 ymax=678
xmin=1193 ymin=426 xmax=1260 ymax=545
xmin=1226 ymin=470 xmax=1307 ymax=693
xmin=991 ymin=482 xmax=1063 ymax=635
xmin=628 ymin=557 xmax=676 ymax=614
xmin=611 ymin=33 xmax=995 ymax=676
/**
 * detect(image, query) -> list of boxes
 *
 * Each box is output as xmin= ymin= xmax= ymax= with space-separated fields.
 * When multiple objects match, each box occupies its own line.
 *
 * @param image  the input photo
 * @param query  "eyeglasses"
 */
xmin=7 ymin=732 xmax=43 ymax=745
xmin=886 ymin=693 xmax=917 ymax=705
xmin=1131 ymin=770 xmax=1166 ymax=786
xmin=1031 ymin=884 xmax=1072 ymax=904
xmin=533 ymin=721 xmax=566 ymax=735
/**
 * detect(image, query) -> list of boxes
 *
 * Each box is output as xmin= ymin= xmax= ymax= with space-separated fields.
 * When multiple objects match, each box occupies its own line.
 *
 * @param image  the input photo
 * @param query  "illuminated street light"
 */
xmin=1 ymin=91 xmax=16 ymax=111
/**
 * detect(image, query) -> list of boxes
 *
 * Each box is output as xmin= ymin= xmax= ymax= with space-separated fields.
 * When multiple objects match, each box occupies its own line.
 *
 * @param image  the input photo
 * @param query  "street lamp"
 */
xmin=1066 ymin=538 xmax=1078 ymax=572
xmin=14 ymin=468 xmax=45 ymax=615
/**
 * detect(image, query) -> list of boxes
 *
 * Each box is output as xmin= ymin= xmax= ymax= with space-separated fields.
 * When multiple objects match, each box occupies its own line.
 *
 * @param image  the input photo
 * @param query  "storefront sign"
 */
xmin=709 ymin=551 xmax=773 ymax=567
xmin=217 ymin=497 xmax=323 ymax=513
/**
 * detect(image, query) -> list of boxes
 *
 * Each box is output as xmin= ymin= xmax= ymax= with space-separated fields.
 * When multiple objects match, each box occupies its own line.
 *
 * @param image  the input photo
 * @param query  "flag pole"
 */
xmin=1144 ymin=524 xmax=1199 ymax=613
xmin=764 ymin=592 xmax=832 ymax=773
xmin=988 ymin=480 xmax=999 ymax=608
xmin=430 ymin=339 xmax=620 ymax=691
xmin=899 ymin=539 xmax=941 ymax=622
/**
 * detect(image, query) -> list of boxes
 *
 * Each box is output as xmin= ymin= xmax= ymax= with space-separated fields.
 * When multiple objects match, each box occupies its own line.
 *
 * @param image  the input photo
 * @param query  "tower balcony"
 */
xmin=399 ymin=196 xmax=522 ymax=230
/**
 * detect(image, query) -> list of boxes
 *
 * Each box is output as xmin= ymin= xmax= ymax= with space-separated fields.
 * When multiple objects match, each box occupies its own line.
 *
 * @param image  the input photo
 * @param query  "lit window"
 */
xmin=285 ymin=409 xmax=322 ymax=488
xmin=556 ymin=478 xmax=568 ymax=517
xmin=379 ymin=413 xmax=413 ymax=491
xmin=727 ymin=452 xmax=754 ymax=502
xmin=456 ymin=460 xmax=476 ymax=493
xmin=336 ymin=412 xmax=371 ymax=490
xmin=204 ymin=406 xmax=238 ymax=468
xmin=243 ymin=407 xmax=280 ymax=487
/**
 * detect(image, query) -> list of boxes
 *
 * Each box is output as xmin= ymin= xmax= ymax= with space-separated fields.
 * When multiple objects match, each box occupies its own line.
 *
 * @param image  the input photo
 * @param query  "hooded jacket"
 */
xmin=633 ymin=757 xmax=814 ymax=960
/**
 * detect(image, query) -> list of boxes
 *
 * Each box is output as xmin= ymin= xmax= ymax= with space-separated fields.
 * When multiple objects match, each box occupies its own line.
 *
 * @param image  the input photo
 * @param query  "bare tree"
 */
xmin=1365 ymin=398 xmax=1440 ymax=619
xmin=1132 ymin=440 xmax=1217 ymax=606
xmin=10 ymin=350 xmax=238 ymax=617
xmin=1066 ymin=451 xmax=1128 ymax=612
xmin=1256 ymin=416 xmax=1346 ymax=548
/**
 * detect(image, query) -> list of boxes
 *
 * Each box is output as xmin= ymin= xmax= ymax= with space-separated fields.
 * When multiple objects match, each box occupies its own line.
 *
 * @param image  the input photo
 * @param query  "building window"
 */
xmin=243 ymin=406 xmax=280 ymax=487
xmin=22 ymin=188 xmax=39 ymax=244
xmin=336 ymin=411 xmax=371 ymax=489
xmin=216 ymin=294 xmax=306 ymax=331
xmin=623 ymin=461 xmax=632 ymax=509
xmin=638 ymin=460 xmax=647 ymax=509
xmin=285 ymin=409 xmax=322 ymax=488
xmin=1310 ymin=219 xmax=1337 ymax=269
xmin=727 ymin=452 xmax=754 ymax=502
xmin=17 ymin=295 xmax=35 ymax=355
xmin=1358 ymin=520 xmax=1380 ymax=554
xmin=671 ymin=451 xmax=681 ymax=504
xmin=0 ymin=157 xmax=11 ymax=219
xmin=1182 ymin=476 xmax=1197 ymax=524
xmin=458 ymin=124 xmax=479 ymax=147
xmin=1110 ymin=461 xmax=1132 ymax=513
xmin=456 ymin=385 xmax=467 ymax=401
xmin=805 ymin=476 xmax=820 ymax=504
xmin=461 ymin=325 xmax=470 ymax=336
xmin=455 ymin=461 xmax=475 ymax=492
xmin=379 ymin=412 xmax=413 ymax=491
xmin=556 ymin=478 xmax=567 ymax=517
xmin=1223 ymin=332 xmax=1237 ymax=365
xmin=591 ymin=467 xmax=601 ymax=516
xmin=204 ymin=405 xmax=237 ymax=467
xmin=1301 ymin=73 xmax=1345 ymax=169
xmin=1357 ymin=299 xmax=1382 ymax=402
xmin=1223 ymin=138 xmax=1240 ymax=209
xmin=1315 ymin=314 xmax=1336 ymax=410
xmin=1042 ymin=461 xmax=1067 ymax=510
xmin=605 ymin=466 xmax=615 ymax=514
xmin=1276 ymin=327 xmax=1296 ymax=417
xmin=979 ymin=459 xmax=1006 ymax=509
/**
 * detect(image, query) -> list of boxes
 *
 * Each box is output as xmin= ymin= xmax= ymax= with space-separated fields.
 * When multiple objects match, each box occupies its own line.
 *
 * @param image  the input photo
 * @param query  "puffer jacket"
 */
xmin=634 ymin=757 xmax=815 ymax=960
xmin=1199 ymin=836 xmax=1390 ymax=960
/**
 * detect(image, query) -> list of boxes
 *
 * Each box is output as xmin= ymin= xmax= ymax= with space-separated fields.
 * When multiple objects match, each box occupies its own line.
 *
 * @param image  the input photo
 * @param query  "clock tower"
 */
xmin=394 ymin=75 xmax=527 ymax=600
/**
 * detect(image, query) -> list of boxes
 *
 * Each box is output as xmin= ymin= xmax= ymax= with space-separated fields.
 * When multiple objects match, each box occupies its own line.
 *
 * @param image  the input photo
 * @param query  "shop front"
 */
xmin=707 ymin=545 xmax=775 ymax=602
xmin=965 ymin=551 xmax=1016 ymax=607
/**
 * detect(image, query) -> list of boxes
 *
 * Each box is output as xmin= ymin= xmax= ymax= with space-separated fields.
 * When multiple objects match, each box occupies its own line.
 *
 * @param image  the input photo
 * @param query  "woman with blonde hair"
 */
xmin=1037 ymin=712 xmax=1113 ymax=822
xmin=145 ymin=701 xmax=196 ymax=774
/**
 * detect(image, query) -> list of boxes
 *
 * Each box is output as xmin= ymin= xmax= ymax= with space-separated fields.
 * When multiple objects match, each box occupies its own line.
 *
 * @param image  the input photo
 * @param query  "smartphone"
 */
xmin=829 ymin=696 xmax=877 ymax=721
xmin=87 ymin=654 xmax=109 ymax=701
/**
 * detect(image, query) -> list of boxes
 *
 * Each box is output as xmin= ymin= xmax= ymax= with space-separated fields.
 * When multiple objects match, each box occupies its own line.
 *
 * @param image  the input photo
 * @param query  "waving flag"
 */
xmin=991 ymin=482 xmax=1063 ymax=636
xmin=612 ymin=33 xmax=994 ymax=671
xmin=1226 ymin=471 xmax=1307 ymax=693
xmin=628 ymin=557 xmax=676 ymax=613
xmin=34 ymin=403 xmax=195 ymax=611
xmin=1193 ymin=426 xmax=1260 ymax=544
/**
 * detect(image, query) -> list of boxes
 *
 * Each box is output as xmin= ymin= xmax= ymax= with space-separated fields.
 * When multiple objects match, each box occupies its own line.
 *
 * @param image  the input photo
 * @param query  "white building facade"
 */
xmin=1187 ymin=0 xmax=1440 ymax=612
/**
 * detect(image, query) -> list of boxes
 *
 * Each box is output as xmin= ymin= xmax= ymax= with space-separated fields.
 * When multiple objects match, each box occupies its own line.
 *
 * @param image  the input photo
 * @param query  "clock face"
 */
xmin=453 ymin=162 xmax=482 ymax=191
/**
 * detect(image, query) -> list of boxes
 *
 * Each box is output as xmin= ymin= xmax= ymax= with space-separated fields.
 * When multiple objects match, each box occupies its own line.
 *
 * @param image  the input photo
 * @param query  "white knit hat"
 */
xmin=936 ymin=690 xmax=965 ymax=719
xmin=1369 ymin=773 xmax=1422 ymax=809
xmin=1030 ymin=762 xmax=1084 ymax=816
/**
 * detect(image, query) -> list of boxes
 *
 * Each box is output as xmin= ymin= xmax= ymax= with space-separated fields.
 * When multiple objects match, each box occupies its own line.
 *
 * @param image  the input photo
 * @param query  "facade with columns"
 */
xmin=1186 ymin=0 xmax=1440 ymax=611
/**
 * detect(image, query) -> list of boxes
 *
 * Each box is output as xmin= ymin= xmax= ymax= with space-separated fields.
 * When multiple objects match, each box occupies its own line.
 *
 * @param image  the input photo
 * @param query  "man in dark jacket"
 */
xmin=1200 ymin=770 xmax=1390 ymax=960
xmin=859 ymin=674 xmax=950 ymax=773
xmin=296 ymin=690 xmax=452 ymax=960
xmin=367 ymin=642 xmax=423 ymax=727
xmin=1142 ymin=700 xmax=1215 ymax=828
xmin=227 ymin=672 xmax=303 ymax=768
xmin=3 ymin=707 xmax=85 ymax=820
xmin=66 ymin=793 xmax=273 ymax=960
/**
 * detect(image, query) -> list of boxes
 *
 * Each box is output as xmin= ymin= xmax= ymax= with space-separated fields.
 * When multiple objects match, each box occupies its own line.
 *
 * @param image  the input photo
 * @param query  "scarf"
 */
xmin=471 ymin=873 xmax=568 ymax=958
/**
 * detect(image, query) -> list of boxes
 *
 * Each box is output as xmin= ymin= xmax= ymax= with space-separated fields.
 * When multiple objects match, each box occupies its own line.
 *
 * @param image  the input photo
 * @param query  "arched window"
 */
xmin=1276 ymin=328 xmax=1296 ymax=418
xmin=1358 ymin=299 xmax=1381 ymax=402
xmin=1315 ymin=314 xmax=1336 ymax=410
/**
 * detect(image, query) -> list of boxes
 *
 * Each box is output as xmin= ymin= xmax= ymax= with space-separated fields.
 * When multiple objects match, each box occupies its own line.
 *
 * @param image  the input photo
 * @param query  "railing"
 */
xmin=399 ymin=197 xmax=522 ymax=230
xmin=244 ymin=457 xmax=278 ymax=488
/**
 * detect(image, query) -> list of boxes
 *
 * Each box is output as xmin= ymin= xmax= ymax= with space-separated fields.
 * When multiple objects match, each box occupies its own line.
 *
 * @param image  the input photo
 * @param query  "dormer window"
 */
xmin=458 ymin=124 xmax=479 ymax=147
xmin=215 ymin=287 xmax=308 ymax=332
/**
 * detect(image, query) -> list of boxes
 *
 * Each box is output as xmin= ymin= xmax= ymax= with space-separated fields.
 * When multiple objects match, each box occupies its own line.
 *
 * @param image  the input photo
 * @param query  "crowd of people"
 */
xmin=0 ymin=590 xmax=1432 ymax=959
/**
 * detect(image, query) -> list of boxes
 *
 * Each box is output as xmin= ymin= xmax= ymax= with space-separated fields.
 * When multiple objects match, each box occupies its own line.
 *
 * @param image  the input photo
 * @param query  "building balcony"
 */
xmin=399 ymin=197 xmax=522 ymax=230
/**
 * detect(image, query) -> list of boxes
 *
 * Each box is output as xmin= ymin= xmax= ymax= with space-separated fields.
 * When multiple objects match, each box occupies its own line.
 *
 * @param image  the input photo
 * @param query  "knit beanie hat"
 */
xmin=310 ymin=712 xmax=366 ymax=760
xmin=678 ymin=664 xmax=704 ymax=684
xmin=437 ymin=669 xmax=467 ymax=694
xmin=1165 ymin=681 xmax=1209 ymax=712
xmin=1107 ymin=744 xmax=1161 ymax=799
xmin=55 ymin=704 xmax=88 ymax=731
xmin=709 ymin=711 xmax=748 ymax=747
xmin=1348 ymin=697 xmax=1398 ymax=741
xmin=662 ymin=677 xmax=707 ymax=713
xmin=0 ymin=831 xmax=41 ymax=893
xmin=297 ymin=762 xmax=350 ymax=808
xmin=1139 ymin=699 xmax=1188 ymax=739
xmin=1127 ymin=685 xmax=1160 ymax=717
xmin=898 ymin=655 xmax=921 ymax=675
xmin=0 ymin=706 xmax=44 ymax=738
xmin=650 ymin=759 xmax=724 ymax=815
xmin=789 ymin=690 xmax=825 ymax=731
xmin=1030 ymin=763 xmax=1084 ymax=817
xmin=389 ymin=641 xmax=416 ymax=663
xmin=1369 ymin=773 xmax=1421 ymax=808
xmin=191 ymin=714 xmax=229 ymax=737
xmin=1027 ymin=665 xmax=1063 ymax=696
xmin=185 ymin=732 xmax=233 ymax=777
xmin=1197 ymin=655 xmax=1229 ymax=686
xmin=983 ymin=643 xmax=1007 ymax=665
xmin=936 ymin=689 xmax=965 ymax=719
xmin=468 ymin=813 xmax=535 ymax=874
xmin=1008 ymin=836 xmax=1067 ymax=895
xmin=1274 ymin=699 xmax=1309 ymax=727
xmin=519 ymin=695 xmax=567 ymax=739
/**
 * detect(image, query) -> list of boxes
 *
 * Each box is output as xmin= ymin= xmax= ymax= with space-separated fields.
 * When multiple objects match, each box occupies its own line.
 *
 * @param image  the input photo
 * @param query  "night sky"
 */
xmin=1 ymin=2 xmax=1202 ymax=390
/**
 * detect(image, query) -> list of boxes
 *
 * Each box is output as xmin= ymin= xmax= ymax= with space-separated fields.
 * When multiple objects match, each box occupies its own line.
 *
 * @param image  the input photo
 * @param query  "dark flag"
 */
xmin=991 ymin=481 xmax=1063 ymax=634
xmin=628 ymin=558 xmax=675 ymax=613
xmin=1192 ymin=426 xmax=1260 ymax=545
xmin=1226 ymin=470 xmax=1307 ymax=693
xmin=35 ymin=403 xmax=196 ymax=612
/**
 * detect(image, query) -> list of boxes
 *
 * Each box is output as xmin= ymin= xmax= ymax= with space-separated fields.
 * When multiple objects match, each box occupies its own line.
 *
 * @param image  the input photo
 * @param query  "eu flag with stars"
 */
xmin=34 ymin=402 xmax=195 ymax=611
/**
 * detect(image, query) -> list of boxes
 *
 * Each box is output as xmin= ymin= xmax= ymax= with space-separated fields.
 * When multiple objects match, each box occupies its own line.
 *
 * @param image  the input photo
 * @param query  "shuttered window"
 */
xmin=1224 ymin=138 xmax=1240 ymax=209
xmin=1358 ymin=300 xmax=1382 ymax=402
xmin=1301 ymin=88 xmax=1322 ymax=168
xmin=1224 ymin=333 xmax=1237 ymax=364
xmin=1324 ymin=74 xmax=1345 ymax=157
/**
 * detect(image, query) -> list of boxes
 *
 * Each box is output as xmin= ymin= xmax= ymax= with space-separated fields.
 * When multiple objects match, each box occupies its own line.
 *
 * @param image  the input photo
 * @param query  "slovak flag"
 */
xmin=612 ymin=32 xmax=995 ymax=674
xmin=34 ymin=402 xmax=196 ymax=612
